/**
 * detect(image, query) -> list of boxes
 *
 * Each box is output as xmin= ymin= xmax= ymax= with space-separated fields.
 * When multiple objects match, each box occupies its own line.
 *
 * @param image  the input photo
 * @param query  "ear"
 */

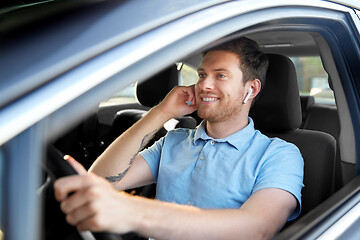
xmin=244 ymin=79 xmax=261 ymax=103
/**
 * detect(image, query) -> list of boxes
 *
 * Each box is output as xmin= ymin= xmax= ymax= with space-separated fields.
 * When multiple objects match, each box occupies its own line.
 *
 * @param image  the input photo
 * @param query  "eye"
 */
xmin=217 ymin=73 xmax=227 ymax=78
xmin=198 ymin=73 xmax=206 ymax=79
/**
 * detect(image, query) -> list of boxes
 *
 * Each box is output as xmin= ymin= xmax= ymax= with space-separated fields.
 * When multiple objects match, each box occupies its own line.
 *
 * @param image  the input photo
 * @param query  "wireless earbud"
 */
xmin=243 ymin=88 xmax=253 ymax=104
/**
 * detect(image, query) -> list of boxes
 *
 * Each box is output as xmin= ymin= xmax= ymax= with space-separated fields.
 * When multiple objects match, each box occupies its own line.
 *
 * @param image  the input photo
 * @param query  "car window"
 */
xmin=290 ymin=56 xmax=335 ymax=105
xmin=179 ymin=63 xmax=198 ymax=86
xmin=101 ymin=63 xmax=195 ymax=106
xmin=99 ymin=83 xmax=137 ymax=107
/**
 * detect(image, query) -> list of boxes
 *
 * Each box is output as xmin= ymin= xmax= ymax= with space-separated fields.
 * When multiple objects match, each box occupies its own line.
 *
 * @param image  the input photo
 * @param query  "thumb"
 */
xmin=64 ymin=155 xmax=87 ymax=175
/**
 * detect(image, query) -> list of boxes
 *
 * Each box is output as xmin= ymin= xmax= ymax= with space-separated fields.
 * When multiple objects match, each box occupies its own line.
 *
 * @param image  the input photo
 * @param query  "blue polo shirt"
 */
xmin=140 ymin=118 xmax=304 ymax=220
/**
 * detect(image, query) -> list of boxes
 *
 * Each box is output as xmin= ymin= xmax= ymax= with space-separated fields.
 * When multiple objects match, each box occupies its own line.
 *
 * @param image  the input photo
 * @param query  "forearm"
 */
xmin=129 ymin=189 xmax=296 ymax=240
xmin=130 ymin=197 xmax=274 ymax=240
xmin=88 ymin=106 xmax=169 ymax=184
xmin=89 ymin=85 xmax=197 ymax=188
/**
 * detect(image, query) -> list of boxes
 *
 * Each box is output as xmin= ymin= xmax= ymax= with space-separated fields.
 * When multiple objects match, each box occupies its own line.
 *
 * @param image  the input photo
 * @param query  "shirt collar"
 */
xmin=193 ymin=117 xmax=256 ymax=150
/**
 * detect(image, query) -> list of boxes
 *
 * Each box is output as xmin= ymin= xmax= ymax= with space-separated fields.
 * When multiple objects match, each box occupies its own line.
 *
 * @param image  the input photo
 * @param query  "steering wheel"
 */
xmin=42 ymin=145 xmax=124 ymax=240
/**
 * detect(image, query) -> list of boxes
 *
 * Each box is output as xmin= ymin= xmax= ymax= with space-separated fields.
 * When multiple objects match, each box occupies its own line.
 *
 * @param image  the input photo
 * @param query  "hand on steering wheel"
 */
xmin=44 ymin=146 xmax=124 ymax=240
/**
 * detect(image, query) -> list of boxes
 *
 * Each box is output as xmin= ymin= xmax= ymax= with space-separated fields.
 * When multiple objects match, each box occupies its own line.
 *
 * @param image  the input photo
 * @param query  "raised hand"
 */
xmin=156 ymin=85 xmax=197 ymax=120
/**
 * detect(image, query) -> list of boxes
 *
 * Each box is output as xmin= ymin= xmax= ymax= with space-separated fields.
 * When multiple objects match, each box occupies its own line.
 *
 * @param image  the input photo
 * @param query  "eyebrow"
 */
xmin=197 ymin=67 xmax=231 ymax=73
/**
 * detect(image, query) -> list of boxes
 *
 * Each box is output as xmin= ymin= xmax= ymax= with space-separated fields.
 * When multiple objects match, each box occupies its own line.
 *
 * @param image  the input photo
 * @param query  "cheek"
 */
xmin=227 ymin=90 xmax=244 ymax=103
xmin=221 ymin=86 xmax=241 ymax=99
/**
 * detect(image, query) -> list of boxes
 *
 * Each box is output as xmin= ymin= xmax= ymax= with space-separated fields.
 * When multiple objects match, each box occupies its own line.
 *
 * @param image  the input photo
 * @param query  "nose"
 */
xmin=197 ymin=75 xmax=214 ymax=91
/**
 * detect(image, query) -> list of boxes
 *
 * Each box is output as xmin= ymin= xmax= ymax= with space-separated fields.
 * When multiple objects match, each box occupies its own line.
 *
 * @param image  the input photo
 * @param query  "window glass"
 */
xmin=99 ymin=83 xmax=137 ymax=107
xmin=290 ymin=57 xmax=335 ymax=105
xmin=101 ymin=63 xmax=198 ymax=106
xmin=179 ymin=63 xmax=198 ymax=86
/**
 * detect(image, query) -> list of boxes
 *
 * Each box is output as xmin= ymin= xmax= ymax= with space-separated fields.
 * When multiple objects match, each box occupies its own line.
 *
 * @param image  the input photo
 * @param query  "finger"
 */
xmin=60 ymin=188 xmax=92 ymax=214
xmin=186 ymin=85 xmax=197 ymax=107
xmin=64 ymin=155 xmax=87 ymax=175
xmin=54 ymin=175 xmax=94 ymax=201
xmin=76 ymin=215 xmax=104 ymax=232
xmin=189 ymin=84 xmax=196 ymax=94
xmin=65 ymin=201 xmax=96 ymax=227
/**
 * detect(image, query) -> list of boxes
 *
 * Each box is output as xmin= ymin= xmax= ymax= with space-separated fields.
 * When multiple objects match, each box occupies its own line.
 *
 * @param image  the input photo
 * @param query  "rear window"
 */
xmin=100 ymin=63 xmax=193 ymax=106
xmin=179 ymin=63 xmax=198 ymax=86
xmin=100 ymin=82 xmax=137 ymax=107
xmin=290 ymin=56 xmax=335 ymax=105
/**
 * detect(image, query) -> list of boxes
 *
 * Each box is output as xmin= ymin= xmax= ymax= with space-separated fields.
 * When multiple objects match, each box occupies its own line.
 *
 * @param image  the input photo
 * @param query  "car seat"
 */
xmin=249 ymin=54 xmax=337 ymax=217
xmin=300 ymin=95 xmax=315 ymax=128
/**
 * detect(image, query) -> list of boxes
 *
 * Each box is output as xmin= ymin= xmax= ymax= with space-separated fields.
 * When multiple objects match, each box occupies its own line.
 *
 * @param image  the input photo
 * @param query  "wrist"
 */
xmin=128 ymin=196 xmax=158 ymax=236
xmin=150 ymin=104 xmax=173 ymax=123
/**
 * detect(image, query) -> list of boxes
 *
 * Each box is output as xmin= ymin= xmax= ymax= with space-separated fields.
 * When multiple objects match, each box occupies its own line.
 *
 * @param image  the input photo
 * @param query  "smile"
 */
xmin=201 ymin=97 xmax=219 ymax=102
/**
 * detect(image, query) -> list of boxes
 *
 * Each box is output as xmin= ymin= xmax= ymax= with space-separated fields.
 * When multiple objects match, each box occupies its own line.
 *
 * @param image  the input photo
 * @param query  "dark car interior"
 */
xmin=44 ymin=31 xmax=350 ymax=240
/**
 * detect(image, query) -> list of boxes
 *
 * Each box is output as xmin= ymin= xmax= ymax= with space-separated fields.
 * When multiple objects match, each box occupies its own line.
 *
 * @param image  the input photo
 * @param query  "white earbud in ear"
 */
xmin=243 ymin=88 xmax=253 ymax=104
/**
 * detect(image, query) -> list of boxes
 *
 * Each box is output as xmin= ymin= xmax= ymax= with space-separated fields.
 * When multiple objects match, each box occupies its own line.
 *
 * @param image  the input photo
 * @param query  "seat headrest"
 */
xmin=250 ymin=54 xmax=302 ymax=132
xmin=136 ymin=64 xmax=179 ymax=108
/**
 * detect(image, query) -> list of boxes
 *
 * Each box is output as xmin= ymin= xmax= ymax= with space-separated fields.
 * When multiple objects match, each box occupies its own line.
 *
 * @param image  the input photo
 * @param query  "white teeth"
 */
xmin=202 ymin=97 xmax=218 ymax=102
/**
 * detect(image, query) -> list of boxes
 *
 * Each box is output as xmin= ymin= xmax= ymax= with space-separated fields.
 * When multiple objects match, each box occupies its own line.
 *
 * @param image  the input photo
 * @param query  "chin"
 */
xmin=196 ymin=109 xmax=210 ymax=120
xmin=198 ymin=112 xmax=222 ymax=123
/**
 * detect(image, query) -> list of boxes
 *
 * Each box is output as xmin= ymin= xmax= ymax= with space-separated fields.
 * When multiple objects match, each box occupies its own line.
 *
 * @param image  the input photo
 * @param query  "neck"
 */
xmin=205 ymin=113 xmax=249 ymax=139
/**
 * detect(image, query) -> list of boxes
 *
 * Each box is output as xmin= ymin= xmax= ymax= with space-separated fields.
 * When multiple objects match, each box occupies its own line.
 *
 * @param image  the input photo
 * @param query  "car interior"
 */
xmin=43 ymin=29 xmax=355 ymax=239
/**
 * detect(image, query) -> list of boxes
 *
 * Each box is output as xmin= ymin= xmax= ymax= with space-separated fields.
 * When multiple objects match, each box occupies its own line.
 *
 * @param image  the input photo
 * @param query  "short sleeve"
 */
xmin=139 ymin=136 xmax=165 ymax=183
xmin=253 ymin=139 xmax=304 ymax=220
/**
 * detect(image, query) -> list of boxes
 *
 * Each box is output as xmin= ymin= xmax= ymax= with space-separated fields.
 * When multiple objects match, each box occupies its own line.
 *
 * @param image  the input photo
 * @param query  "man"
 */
xmin=55 ymin=37 xmax=304 ymax=239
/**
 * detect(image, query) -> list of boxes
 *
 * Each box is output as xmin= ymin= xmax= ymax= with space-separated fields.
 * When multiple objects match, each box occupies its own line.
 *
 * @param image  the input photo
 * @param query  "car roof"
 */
xmin=0 ymin=0 xmax=228 ymax=108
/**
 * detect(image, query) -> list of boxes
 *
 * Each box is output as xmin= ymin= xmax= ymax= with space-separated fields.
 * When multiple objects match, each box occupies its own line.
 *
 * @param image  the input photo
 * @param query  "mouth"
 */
xmin=201 ymin=97 xmax=220 ymax=103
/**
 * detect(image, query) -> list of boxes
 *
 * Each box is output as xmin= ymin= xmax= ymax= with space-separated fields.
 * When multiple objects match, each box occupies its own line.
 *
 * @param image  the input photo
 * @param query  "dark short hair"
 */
xmin=203 ymin=37 xmax=269 ymax=89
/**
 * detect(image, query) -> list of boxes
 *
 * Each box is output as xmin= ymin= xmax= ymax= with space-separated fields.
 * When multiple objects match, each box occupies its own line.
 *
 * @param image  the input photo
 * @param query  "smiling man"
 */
xmin=55 ymin=37 xmax=304 ymax=240
xmin=196 ymin=48 xmax=258 ymax=137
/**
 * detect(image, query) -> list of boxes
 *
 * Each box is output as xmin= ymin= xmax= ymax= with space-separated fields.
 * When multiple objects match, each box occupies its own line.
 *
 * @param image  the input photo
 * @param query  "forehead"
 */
xmin=198 ymin=50 xmax=241 ymax=71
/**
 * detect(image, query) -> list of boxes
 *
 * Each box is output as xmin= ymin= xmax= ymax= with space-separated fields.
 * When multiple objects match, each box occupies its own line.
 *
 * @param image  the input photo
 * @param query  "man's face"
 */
xmin=195 ymin=50 xmax=247 ymax=123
